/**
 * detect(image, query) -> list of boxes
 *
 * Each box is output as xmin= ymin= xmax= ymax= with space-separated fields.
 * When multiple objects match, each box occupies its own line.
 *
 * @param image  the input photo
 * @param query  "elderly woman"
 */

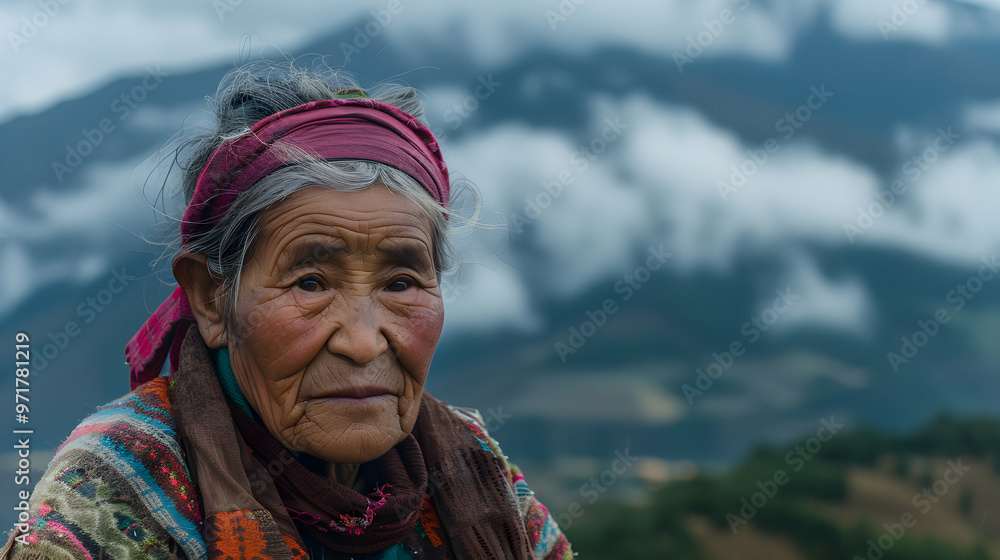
xmin=3 ymin=65 xmax=573 ymax=560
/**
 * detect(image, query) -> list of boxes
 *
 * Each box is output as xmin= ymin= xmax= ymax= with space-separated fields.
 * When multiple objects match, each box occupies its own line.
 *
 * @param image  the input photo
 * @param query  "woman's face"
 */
xmin=227 ymin=183 xmax=444 ymax=463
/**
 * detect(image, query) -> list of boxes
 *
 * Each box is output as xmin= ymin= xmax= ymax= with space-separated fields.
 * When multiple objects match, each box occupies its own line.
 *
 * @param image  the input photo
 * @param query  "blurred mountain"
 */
xmin=3 ymin=13 xmax=1000 ymax=512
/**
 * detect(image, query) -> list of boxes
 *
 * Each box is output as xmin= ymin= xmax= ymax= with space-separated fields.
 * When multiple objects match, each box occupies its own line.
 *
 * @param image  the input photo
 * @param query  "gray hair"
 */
xmin=158 ymin=60 xmax=465 ymax=331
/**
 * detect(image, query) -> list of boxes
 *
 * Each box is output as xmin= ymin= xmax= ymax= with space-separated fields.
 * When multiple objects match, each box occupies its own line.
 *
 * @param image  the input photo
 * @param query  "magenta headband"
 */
xmin=125 ymin=98 xmax=450 ymax=389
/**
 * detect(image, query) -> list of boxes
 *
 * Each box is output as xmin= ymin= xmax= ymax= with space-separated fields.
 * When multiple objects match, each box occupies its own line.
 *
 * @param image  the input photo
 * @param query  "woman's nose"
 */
xmin=324 ymin=297 xmax=390 ymax=365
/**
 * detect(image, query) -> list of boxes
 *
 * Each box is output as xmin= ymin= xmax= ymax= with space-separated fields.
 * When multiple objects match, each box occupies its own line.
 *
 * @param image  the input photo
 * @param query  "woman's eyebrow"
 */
xmin=285 ymin=239 xmax=347 ymax=270
xmin=281 ymin=238 xmax=432 ymax=273
xmin=376 ymin=240 xmax=433 ymax=274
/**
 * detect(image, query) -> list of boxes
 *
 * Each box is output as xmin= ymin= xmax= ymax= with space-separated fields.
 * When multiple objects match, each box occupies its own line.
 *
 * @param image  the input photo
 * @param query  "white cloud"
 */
xmin=9 ymin=0 xmax=999 ymax=125
xmin=958 ymin=0 xmax=1000 ymax=10
xmin=403 ymin=0 xmax=801 ymax=67
xmin=0 ymin=241 xmax=33 ymax=317
xmin=963 ymin=100 xmax=1000 ymax=133
xmin=770 ymin=251 xmax=875 ymax=338
xmin=619 ymin=94 xmax=1000 ymax=270
xmin=124 ymin=102 xmax=207 ymax=134
xmin=439 ymin=92 xmax=891 ymax=333
xmin=440 ymin=260 xmax=540 ymax=333
xmin=532 ymin=165 xmax=650 ymax=295
xmin=0 ymin=0 xmax=352 ymax=122
xmin=21 ymin=156 xmax=154 ymax=240
xmin=620 ymin=95 xmax=881 ymax=270
xmin=0 ymin=155 xmax=157 ymax=317
xmin=859 ymin=139 xmax=1000 ymax=263
xmin=830 ymin=0 xmax=952 ymax=44
xmin=442 ymin=119 xmax=651 ymax=297
xmin=0 ymin=0 xmax=831 ymax=123
xmin=0 ymin=238 xmax=111 ymax=317
xmin=439 ymin=92 xmax=893 ymax=335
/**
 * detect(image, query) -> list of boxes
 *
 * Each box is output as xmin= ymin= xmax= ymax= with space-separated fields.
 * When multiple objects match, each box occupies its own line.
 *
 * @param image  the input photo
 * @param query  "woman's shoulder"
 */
xmin=445 ymin=404 xmax=575 ymax=560
xmin=67 ymin=376 xmax=178 ymax=440
xmin=0 ymin=377 xmax=206 ymax=560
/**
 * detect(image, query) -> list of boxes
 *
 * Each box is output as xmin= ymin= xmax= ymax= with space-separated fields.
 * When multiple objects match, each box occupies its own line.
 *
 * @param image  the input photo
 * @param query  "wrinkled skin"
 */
xmin=176 ymin=184 xmax=445 ymax=470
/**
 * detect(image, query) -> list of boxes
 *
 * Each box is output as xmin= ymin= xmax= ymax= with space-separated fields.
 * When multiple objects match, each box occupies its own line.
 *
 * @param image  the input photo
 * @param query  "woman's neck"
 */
xmin=328 ymin=462 xmax=363 ymax=490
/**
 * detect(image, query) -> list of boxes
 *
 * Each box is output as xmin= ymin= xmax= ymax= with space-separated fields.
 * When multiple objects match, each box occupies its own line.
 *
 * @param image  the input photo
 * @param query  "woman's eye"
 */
xmin=386 ymin=276 xmax=414 ymax=292
xmin=297 ymin=277 xmax=322 ymax=292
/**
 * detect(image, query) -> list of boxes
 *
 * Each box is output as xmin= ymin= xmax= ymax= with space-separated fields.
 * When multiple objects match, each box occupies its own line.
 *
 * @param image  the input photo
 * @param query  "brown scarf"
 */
xmin=169 ymin=326 xmax=533 ymax=559
xmin=230 ymin=402 xmax=427 ymax=554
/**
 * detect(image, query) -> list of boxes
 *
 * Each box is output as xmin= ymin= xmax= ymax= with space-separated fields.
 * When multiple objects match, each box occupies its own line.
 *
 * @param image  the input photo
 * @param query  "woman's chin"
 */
xmin=292 ymin=404 xmax=408 ymax=463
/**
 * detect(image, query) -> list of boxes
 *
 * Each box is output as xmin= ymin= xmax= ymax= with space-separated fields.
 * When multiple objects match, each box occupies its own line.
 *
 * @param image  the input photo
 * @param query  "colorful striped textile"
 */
xmin=2 ymin=377 xmax=204 ymax=559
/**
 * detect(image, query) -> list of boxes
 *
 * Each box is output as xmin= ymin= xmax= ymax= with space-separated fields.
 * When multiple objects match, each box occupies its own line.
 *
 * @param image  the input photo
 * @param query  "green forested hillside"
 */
xmin=566 ymin=415 xmax=1000 ymax=559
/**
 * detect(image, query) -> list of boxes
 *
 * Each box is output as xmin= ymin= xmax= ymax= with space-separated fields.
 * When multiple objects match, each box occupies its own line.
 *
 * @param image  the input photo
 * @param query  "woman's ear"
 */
xmin=173 ymin=253 xmax=229 ymax=349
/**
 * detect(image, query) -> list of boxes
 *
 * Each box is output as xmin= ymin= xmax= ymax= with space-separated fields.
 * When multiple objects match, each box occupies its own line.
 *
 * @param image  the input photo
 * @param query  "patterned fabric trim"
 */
xmin=204 ymin=509 xmax=290 ymax=559
xmin=416 ymin=495 xmax=443 ymax=548
xmin=445 ymin=405 xmax=575 ymax=560
xmin=282 ymin=534 xmax=309 ymax=560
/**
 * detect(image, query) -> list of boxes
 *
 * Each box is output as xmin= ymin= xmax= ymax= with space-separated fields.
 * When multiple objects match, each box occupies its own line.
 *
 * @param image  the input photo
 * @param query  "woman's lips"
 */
xmin=312 ymin=393 xmax=395 ymax=412
xmin=315 ymin=385 xmax=394 ymax=399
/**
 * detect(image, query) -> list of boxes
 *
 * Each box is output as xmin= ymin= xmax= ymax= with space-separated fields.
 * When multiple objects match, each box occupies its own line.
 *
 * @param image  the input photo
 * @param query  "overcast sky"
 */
xmin=6 ymin=0 xmax=1000 ymax=122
